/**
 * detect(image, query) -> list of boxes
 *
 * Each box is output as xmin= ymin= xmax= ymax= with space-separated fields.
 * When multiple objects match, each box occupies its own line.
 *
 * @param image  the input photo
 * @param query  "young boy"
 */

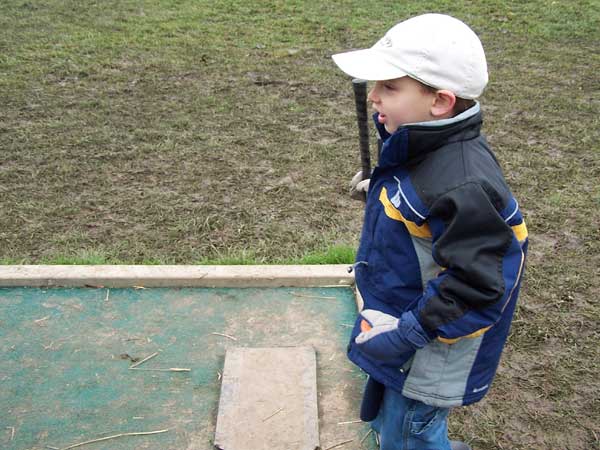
xmin=332 ymin=14 xmax=528 ymax=450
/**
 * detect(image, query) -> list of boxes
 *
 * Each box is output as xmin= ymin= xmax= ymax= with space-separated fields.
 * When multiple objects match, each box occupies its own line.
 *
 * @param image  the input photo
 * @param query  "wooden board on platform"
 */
xmin=214 ymin=347 xmax=319 ymax=450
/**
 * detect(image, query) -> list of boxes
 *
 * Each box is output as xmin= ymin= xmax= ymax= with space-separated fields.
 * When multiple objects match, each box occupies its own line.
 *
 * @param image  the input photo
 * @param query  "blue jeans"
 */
xmin=371 ymin=386 xmax=451 ymax=450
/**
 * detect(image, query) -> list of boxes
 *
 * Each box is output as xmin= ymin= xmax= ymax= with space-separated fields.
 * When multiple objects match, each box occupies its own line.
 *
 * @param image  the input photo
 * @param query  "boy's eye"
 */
xmin=383 ymin=83 xmax=396 ymax=90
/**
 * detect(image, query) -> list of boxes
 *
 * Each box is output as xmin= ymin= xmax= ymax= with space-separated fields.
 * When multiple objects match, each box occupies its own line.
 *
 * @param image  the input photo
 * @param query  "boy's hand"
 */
xmin=350 ymin=170 xmax=370 ymax=201
xmin=355 ymin=310 xmax=430 ymax=361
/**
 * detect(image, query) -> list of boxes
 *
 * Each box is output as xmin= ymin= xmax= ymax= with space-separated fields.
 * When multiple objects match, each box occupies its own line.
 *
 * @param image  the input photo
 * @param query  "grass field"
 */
xmin=1 ymin=0 xmax=599 ymax=449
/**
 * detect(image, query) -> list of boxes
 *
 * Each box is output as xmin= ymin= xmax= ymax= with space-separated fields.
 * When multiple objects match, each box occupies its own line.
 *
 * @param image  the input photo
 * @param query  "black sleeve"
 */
xmin=418 ymin=181 xmax=515 ymax=334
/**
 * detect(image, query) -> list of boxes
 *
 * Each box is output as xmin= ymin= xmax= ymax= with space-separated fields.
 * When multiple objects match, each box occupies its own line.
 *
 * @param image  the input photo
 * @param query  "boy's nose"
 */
xmin=367 ymin=86 xmax=379 ymax=103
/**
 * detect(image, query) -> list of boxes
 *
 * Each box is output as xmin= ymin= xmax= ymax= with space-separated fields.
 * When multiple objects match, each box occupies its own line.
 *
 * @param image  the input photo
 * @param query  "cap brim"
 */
xmin=332 ymin=48 xmax=407 ymax=81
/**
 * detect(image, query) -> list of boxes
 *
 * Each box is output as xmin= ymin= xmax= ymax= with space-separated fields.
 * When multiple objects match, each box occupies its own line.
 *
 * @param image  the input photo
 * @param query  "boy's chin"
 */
xmin=384 ymin=123 xmax=399 ymax=134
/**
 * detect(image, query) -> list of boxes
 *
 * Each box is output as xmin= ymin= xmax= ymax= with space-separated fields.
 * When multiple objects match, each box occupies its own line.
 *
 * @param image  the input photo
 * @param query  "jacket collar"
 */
xmin=374 ymin=104 xmax=483 ymax=169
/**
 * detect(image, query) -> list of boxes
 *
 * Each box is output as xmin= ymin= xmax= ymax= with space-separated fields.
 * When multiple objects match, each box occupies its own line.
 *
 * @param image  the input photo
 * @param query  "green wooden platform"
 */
xmin=0 ymin=286 xmax=375 ymax=450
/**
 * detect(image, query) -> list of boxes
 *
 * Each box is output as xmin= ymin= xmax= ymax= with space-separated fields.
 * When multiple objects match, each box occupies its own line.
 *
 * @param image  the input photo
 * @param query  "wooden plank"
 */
xmin=214 ymin=347 xmax=320 ymax=450
xmin=0 ymin=265 xmax=354 ymax=288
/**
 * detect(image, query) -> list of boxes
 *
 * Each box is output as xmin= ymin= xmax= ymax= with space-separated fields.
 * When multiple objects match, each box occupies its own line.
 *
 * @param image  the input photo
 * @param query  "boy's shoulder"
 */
xmin=409 ymin=133 xmax=512 ymax=212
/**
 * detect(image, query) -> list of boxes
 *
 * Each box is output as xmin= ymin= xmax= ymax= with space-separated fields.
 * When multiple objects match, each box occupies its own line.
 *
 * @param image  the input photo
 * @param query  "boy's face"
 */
xmin=367 ymin=76 xmax=437 ymax=133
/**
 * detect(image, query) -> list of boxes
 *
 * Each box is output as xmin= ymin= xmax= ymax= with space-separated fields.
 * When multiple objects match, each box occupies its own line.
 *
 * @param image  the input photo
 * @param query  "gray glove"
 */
xmin=355 ymin=309 xmax=430 ymax=361
xmin=350 ymin=170 xmax=370 ymax=201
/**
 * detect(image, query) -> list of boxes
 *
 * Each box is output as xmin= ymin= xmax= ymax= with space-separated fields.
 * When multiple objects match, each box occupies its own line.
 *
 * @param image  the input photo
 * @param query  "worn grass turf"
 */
xmin=1 ymin=1 xmax=599 ymax=448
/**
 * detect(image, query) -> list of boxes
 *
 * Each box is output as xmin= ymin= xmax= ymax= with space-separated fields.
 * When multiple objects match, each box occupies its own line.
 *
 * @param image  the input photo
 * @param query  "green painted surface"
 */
xmin=0 ymin=286 xmax=375 ymax=449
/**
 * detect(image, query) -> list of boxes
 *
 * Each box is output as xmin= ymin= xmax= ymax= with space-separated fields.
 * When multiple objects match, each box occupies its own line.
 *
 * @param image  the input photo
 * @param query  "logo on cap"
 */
xmin=378 ymin=35 xmax=393 ymax=48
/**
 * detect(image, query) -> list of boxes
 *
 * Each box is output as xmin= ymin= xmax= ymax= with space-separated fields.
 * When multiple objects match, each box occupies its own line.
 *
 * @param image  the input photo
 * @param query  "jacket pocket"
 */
xmin=402 ymin=336 xmax=483 ymax=408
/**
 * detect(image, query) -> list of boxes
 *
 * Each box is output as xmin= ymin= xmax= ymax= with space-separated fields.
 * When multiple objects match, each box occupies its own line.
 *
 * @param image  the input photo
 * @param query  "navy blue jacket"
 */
xmin=348 ymin=106 xmax=528 ymax=407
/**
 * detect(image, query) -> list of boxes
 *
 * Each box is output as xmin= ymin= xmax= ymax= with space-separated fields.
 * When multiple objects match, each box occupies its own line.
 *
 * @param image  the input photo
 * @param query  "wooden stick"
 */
xmin=6 ymin=426 xmax=15 ymax=440
xmin=129 ymin=352 xmax=159 ymax=369
xmin=305 ymin=284 xmax=352 ymax=288
xmin=104 ymin=289 xmax=110 ymax=302
xmin=211 ymin=332 xmax=237 ymax=341
xmin=324 ymin=439 xmax=354 ymax=450
xmin=360 ymin=428 xmax=373 ymax=444
xmin=337 ymin=419 xmax=361 ymax=425
xmin=59 ymin=429 xmax=169 ymax=450
xmin=129 ymin=367 xmax=190 ymax=372
xmin=291 ymin=292 xmax=337 ymax=300
xmin=262 ymin=407 xmax=284 ymax=422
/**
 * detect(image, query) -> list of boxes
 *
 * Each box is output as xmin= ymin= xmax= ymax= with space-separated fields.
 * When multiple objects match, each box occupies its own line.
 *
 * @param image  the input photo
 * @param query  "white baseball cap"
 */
xmin=332 ymin=14 xmax=488 ymax=99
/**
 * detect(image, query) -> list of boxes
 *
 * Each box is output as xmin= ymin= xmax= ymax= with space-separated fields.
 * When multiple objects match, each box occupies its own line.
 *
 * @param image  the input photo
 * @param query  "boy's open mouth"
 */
xmin=377 ymin=113 xmax=387 ymax=124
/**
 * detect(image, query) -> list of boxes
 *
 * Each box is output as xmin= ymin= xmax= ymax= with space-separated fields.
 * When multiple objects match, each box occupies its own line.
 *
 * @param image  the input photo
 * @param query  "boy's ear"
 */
xmin=431 ymin=90 xmax=456 ymax=118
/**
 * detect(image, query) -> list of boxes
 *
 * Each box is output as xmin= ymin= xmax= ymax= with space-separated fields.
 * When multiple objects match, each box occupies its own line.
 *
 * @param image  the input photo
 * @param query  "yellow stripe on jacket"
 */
xmin=379 ymin=187 xmax=432 ymax=239
xmin=437 ymin=326 xmax=492 ymax=344
xmin=511 ymin=221 xmax=528 ymax=241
